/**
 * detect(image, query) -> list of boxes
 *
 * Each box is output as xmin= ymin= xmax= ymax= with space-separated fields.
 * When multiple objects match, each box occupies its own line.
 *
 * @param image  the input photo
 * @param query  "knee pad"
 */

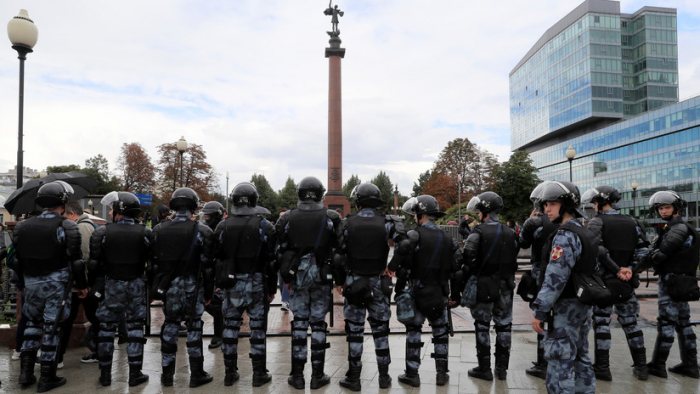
xmin=126 ymin=319 xmax=145 ymax=331
xmin=345 ymin=319 xmax=364 ymax=334
xmin=311 ymin=321 xmax=328 ymax=333
xmin=292 ymin=318 xmax=309 ymax=332
xmin=474 ymin=320 xmax=490 ymax=333
xmin=249 ymin=318 xmax=265 ymax=330
xmin=224 ymin=318 xmax=242 ymax=330
xmin=495 ymin=323 xmax=512 ymax=333
xmin=161 ymin=341 xmax=177 ymax=355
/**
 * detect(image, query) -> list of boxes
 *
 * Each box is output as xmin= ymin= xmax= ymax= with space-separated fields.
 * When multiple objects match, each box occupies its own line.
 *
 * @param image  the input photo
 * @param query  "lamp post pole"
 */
xmin=458 ymin=175 xmax=462 ymax=223
xmin=631 ymin=180 xmax=638 ymax=219
xmin=226 ymin=171 xmax=230 ymax=215
xmin=88 ymin=199 xmax=94 ymax=215
xmin=566 ymin=145 xmax=576 ymax=182
xmin=177 ymin=136 xmax=187 ymax=188
xmin=7 ymin=10 xmax=39 ymax=191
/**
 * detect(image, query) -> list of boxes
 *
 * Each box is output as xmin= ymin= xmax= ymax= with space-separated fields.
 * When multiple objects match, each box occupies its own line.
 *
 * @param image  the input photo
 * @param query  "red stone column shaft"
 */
xmin=328 ymin=55 xmax=342 ymax=192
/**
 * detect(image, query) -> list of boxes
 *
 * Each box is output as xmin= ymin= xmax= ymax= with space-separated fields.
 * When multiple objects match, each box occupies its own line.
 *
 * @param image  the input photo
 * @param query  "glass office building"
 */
xmin=510 ymin=0 xmax=696 ymax=227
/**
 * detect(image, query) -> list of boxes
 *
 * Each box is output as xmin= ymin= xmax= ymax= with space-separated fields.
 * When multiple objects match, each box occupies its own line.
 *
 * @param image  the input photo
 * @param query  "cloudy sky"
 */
xmin=2 ymin=0 xmax=700 ymax=197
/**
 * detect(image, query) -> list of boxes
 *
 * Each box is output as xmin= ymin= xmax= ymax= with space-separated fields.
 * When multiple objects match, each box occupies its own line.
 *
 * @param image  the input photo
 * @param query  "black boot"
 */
xmin=630 ymin=347 xmax=648 ymax=381
xmin=669 ymin=329 xmax=700 ymax=379
xmin=593 ymin=348 xmax=613 ymax=381
xmin=36 ymin=364 xmax=66 ymax=393
xmin=398 ymin=366 xmax=420 ymax=387
xmin=436 ymin=359 xmax=450 ymax=386
xmin=99 ymin=365 xmax=111 ymax=387
xmin=18 ymin=351 xmax=37 ymax=386
xmin=526 ymin=343 xmax=547 ymax=379
xmin=468 ymin=346 xmax=493 ymax=381
xmin=129 ymin=364 xmax=149 ymax=387
xmin=252 ymin=357 xmax=272 ymax=387
xmin=189 ymin=356 xmax=213 ymax=388
xmin=288 ymin=359 xmax=305 ymax=389
xmin=161 ymin=363 xmax=175 ymax=387
xmin=339 ymin=365 xmax=362 ymax=391
xmin=647 ymin=331 xmax=670 ymax=378
xmin=378 ymin=364 xmax=391 ymax=388
xmin=495 ymin=353 xmax=509 ymax=380
xmin=310 ymin=363 xmax=330 ymax=389
xmin=224 ymin=358 xmax=239 ymax=386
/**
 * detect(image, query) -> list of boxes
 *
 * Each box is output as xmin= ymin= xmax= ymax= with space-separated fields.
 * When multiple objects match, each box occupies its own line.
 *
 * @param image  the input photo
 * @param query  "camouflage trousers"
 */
xmin=470 ymin=279 xmax=514 ymax=360
xmin=655 ymin=276 xmax=697 ymax=360
xmin=544 ymin=298 xmax=595 ymax=394
xmin=221 ymin=273 xmax=266 ymax=365
xmin=343 ymin=275 xmax=391 ymax=368
xmin=289 ymin=281 xmax=331 ymax=368
xmin=592 ymin=293 xmax=644 ymax=352
xmin=21 ymin=268 xmax=71 ymax=367
xmin=160 ymin=275 xmax=205 ymax=367
xmin=403 ymin=279 xmax=449 ymax=371
xmin=95 ymin=277 xmax=147 ymax=368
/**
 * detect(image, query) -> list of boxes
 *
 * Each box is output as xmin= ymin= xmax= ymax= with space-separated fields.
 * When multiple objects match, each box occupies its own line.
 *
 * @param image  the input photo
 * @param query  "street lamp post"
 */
xmin=457 ymin=175 xmax=463 ymax=222
xmin=176 ymin=136 xmax=187 ymax=187
xmin=7 ymin=9 xmax=38 ymax=191
xmin=566 ymin=145 xmax=576 ymax=182
xmin=88 ymin=199 xmax=93 ymax=215
xmin=226 ymin=171 xmax=230 ymax=215
xmin=631 ymin=180 xmax=638 ymax=219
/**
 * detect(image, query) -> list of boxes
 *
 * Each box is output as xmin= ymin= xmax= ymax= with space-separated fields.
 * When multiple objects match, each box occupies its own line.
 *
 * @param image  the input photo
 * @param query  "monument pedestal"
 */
xmin=325 ymin=191 xmax=351 ymax=217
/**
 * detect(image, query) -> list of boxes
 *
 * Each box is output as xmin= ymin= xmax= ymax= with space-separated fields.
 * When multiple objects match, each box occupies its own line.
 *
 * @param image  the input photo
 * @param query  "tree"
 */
xmin=342 ymin=174 xmax=361 ymax=199
xmin=156 ymin=142 xmax=219 ymax=201
xmin=434 ymin=138 xmax=499 ymax=198
xmin=422 ymin=170 xmax=458 ymax=210
xmin=117 ymin=142 xmax=156 ymax=193
xmin=369 ymin=171 xmax=395 ymax=211
xmin=46 ymin=155 xmax=119 ymax=195
xmin=250 ymin=173 xmax=278 ymax=215
xmin=277 ymin=176 xmax=297 ymax=212
xmin=492 ymin=151 xmax=541 ymax=224
xmin=412 ymin=170 xmax=431 ymax=197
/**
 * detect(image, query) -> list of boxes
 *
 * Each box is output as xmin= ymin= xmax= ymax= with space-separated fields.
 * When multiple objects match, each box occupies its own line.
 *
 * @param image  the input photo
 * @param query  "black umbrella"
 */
xmin=4 ymin=171 xmax=99 ymax=215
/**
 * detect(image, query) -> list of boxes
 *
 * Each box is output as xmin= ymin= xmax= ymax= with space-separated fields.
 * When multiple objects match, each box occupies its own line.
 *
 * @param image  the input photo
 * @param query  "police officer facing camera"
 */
xmin=152 ymin=187 xmax=215 ymax=388
xmin=389 ymin=195 xmax=462 ymax=387
xmin=645 ymin=191 xmax=699 ymax=379
xmin=213 ymin=183 xmax=277 ymax=387
xmin=275 ymin=176 xmax=341 ymax=390
xmin=13 ymin=181 xmax=83 ymax=392
xmin=530 ymin=181 xmax=596 ymax=394
xmin=581 ymin=186 xmax=650 ymax=381
xmin=200 ymin=201 xmax=226 ymax=350
xmin=334 ymin=183 xmax=406 ymax=391
xmin=463 ymin=192 xmax=520 ymax=381
xmin=88 ymin=191 xmax=152 ymax=387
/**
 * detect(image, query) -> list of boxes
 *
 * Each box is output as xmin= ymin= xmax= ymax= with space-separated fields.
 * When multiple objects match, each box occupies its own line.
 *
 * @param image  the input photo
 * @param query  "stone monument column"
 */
xmin=323 ymin=2 xmax=350 ymax=215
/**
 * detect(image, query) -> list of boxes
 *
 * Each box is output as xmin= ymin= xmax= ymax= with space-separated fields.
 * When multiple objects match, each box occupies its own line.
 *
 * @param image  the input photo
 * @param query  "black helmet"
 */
xmin=201 ymin=201 xmax=225 ymax=227
xmin=35 ymin=181 xmax=74 ymax=208
xmin=170 ymin=187 xmax=199 ymax=211
xmin=467 ymin=191 xmax=503 ymax=214
xmin=581 ymin=185 xmax=621 ymax=212
xmin=158 ymin=204 xmax=170 ymax=214
xmin=649 ymin=190 xmax=686 ymax=220
xmin=402 ymin=195 xmax=445 ymax=219
xmin=231 ymin=182 xmax=260 ymax=215
xmin=297 ymin=176 xmax=325 ymax=202
xmin=534 ymin=180 xmax=586 ymax=223
xmin=101 ymin=191 xmax=141 ymax=219
xmin=351 ymin=183 xmax=383 ymax=208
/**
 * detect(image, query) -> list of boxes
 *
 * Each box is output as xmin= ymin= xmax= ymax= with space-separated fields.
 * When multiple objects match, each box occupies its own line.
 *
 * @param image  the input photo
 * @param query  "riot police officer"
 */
xmin=12 ymin=181 xmax=83 ymax=392
xmin=201 ymin=201 xmax=225 ymax=349
xmin=645 ymin=191 xmax=699 ymax=379
xmin=530 ymin=181 xmax=596 ymax=394
xmin=463 ymin=192 xmax=519 ymax=381
xmin=334 ymin=183 xmax=406 ymax=390
xmin=518 ymin=182 xmax=560 ymax=380
xmin=152 ymin=187 xmax=215 ymax=388
xmin=88 ymin=191 xmax=152 ymax=387
xmin=275 ymin=176 xmax=341 ymax=389
xmin=213 ymin=183 xmax=277 ymax=387
xmin=582 ymin=186 xmax=650 ymax=381
xmin=389 ymin=195 xmax=461 ymax=387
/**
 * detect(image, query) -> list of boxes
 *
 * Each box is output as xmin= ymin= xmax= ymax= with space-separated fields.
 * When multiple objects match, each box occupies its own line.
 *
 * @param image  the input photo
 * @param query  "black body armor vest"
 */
xmin=287 ymin=208 xmax=332 ymax=261
xmin=657 ymin=223 xmax=700 ymax=276
xmin=346 ymin=214 xmax=389 ymax=276
xmin=410 ymin=226 xmax=454 ymax=285
xmin=541 ymin=221 xmax=597 ymax=300
xmin=600 ymin=214 xmax=637 ymax=271
xmin=477 ymin=223 xmax=518 ymax=279
xmin=103 ymin=223 xmax=147 ymax=281
xmin=532 ymin=215 xmax=559 ymax=265
xmin=154 ymin=220 xmax=198 ymax=277
xmin=221 ymin=216 xmax=263 ymax=274
xmin=16 ymin=215 xmax=68 ymax=276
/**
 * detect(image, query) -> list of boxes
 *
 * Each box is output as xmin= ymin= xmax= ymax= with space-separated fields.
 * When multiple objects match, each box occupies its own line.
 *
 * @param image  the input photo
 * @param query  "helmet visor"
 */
xmin=100 ymin=191 xmax=120 ymax=207
xmin=530 ymin=181 xmax=553 ymax=203
xmin=649 ymin=190 xmax=683 ymax=208
xmin=466 ymin=196 xmax=480 ymax=213
xmin=401 ymin=197 xmax=418 ymax=216
xmin=54 ymin=180 xmax=75 ymax=196
xmin=581 ymin=188 xmax=599 ymax=207
xmin=349 ymin=185 xmax=359 ymax=201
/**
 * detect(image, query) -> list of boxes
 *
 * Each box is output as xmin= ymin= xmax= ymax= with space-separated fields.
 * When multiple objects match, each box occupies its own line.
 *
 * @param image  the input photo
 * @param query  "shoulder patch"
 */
xmin=551 ymin=246 xmax=564 ymax=261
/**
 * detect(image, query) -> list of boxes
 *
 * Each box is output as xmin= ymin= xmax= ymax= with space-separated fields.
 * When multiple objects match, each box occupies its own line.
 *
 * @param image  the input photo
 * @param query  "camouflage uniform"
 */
xmin=532 ymin=220 xmax=596 ymax=394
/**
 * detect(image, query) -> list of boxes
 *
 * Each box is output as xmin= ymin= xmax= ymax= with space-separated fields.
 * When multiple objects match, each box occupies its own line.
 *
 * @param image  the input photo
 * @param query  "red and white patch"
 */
xmin=551 ymin=246 xmax=564 ymax=261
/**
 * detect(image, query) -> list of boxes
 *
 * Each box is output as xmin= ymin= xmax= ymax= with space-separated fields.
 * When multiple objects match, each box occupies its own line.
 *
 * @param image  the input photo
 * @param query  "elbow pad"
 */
xmin=71 ymin=259 xmax=88 ymax=290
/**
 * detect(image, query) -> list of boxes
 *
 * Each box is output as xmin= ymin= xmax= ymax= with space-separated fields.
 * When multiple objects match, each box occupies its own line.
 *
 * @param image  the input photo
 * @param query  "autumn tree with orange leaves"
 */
xmin=155 ymin=142 xmax=219 ymax=202
xmin=117 ymin=142 xmax=156 ymax=193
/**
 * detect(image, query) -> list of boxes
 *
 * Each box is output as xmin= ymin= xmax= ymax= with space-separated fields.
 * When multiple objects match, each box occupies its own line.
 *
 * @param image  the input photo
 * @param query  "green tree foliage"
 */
xmin=342 ymin=174 xmax=361 ymax=199
xmin=277 ymin=176 xmax=297 ymax=212
xmin=250 ymin=173 xmax=278 ymax=215
xmin=412 ymin=170 xmax=431 ymax=197
xmin=46 ymin=154 xmax=119 ymax=195
xmin=492 ymin=151 xmax=540 ymax=224
xmin=369 ymin=171 xmax=395 ymax=212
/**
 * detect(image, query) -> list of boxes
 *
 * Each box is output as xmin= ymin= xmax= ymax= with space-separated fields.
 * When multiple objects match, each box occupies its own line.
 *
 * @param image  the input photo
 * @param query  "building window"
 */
xmin=622 ymin=35 xmax=628 ymax=44
xmin=607 ymin=87 xmax=614 ymax=95
xmin=595 ymin=59 xmax=602 ymax=69
xmin=663 ymin=58 xmax=667 ymax=64
xmin=607 ymin=101 xmax=614 ymax=109
xmin=621 ymin=21 xmax=628 ymax=28
xmin=624 ymin=90 xmax=630 ymax=97
xmin=536 ymin=90 xmax=539 ymax=96
xmin=658 ymin=86 xmax=664 ymax=94
xmin=594 ymin=15 xmax=600 ymax=24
